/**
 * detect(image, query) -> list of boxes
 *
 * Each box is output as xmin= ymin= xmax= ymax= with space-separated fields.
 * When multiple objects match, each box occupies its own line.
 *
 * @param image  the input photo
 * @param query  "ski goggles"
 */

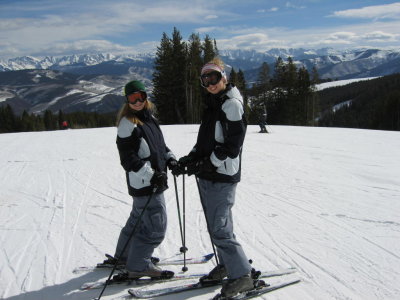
xmin=126 ymin=92 xmax=147 ymax=105
xmin=200 ymin=71 xmax=223 ymax=88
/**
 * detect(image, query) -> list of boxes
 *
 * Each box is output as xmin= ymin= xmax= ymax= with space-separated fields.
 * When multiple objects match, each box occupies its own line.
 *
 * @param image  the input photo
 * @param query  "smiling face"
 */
xmin=129 ymin=100 xmax=146 ymax=111
xmin=202 ymin=70 xmax=227 ymax=94
xmin=127 ymin=92 xmax=146 ymax=111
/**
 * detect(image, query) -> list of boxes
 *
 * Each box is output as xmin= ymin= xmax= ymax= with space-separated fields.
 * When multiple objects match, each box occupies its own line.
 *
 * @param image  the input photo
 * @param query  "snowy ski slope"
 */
xmin=0 ymin=125 xmax=399 ymax=299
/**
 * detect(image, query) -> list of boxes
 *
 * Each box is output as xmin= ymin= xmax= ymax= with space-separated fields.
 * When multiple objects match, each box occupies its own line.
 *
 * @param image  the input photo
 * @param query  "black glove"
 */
xmin=185 ymin=160 xmax=200 ymax=176
xmin=186 ymin=157 xmax=216 ymax=176
xmin=167 ymin=158 xmax=184 ymax=176
xmin=167 ymin=158 xmax=178 ymax=170
xmin=178 ymin=153 xmax=196 ymax=167
xmin=150 ymin=171 xmax=167 ymax=188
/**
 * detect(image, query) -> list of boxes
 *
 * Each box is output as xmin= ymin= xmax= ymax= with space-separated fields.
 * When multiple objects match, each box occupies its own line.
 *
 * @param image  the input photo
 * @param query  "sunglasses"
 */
xmin=200 ymin=71 xmax=222 ymax=88
xmin=126 ymin=92 xmax=147 ymax=105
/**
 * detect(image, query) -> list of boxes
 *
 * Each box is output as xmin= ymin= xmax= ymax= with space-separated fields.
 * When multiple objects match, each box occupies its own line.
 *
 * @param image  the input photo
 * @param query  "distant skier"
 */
xmin=173 ymin=57 xmax=256 ymax=298
xmin=102 ymin=80 xmax=178 ymax=280
xmin=258 ymin=112 xmax=268 ymax=133
xmin=61 ymin=121 xmax=69 ymax=130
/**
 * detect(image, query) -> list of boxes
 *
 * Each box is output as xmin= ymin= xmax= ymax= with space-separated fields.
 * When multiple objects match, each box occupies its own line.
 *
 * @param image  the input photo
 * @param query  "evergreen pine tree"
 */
xmin=236 ymin=69 xmax=249 ymax=119
xmin=153 ymin=32 xmax=174 ymax=123
xmin=153 ymin=29 xmax=218 ymax=124
xmin=1 ymin=105 xmax=17 ymax=132
xmin=170 ymin=27 xmax=187 ymax=124
xmin=297 ymin=66 xmax=312 ymax=125
xmin=186 ymin=33 xmax=203 ymax=123
xmin=58 ymin=109 xmax=65 ymax=129
xmin=202 ymin=35 xmax=217 ymax=64
xmin=43 ymin=110 xmax=56 ymax=130
xmin=311 ymin=66 xmax=320 ymax=84
xmin=229 ymin=68 xmax=238 ymax=86
xmin=271 ymin=57 xmax=286 ymax=124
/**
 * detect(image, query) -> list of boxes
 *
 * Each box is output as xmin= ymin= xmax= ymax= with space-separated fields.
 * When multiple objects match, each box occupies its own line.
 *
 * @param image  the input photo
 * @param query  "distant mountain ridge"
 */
xmin=0 ymin=53 xmax=155 ymax=72
xmin=1 ymin=47 xmax=400 ymax=115
xmin=0 ymin=69 xmax=132 ymax=115
xmin=2 ymin=47 xmax=400 ymax=80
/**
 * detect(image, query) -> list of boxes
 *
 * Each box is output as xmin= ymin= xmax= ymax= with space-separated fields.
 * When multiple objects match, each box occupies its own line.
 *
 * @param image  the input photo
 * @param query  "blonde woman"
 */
xmin=176 ymin=58 xmax=255 ymax=298
xmin=103 ymin=80 xmax=178 ymax=280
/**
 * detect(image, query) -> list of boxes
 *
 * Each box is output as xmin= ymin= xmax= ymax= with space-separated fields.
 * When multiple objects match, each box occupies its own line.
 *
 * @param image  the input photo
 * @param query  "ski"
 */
xmin=157 ymin=253 xmax=214 ymax=266
xmin=81 ymin=271 xmax=208 ymax=290
xmin=127 ymin=268 xmax=297 ymax=298
xmin=74 ymin=253 xmax=214 ymax=274
xmin=212 ymin=278 xmax=301 ymax=300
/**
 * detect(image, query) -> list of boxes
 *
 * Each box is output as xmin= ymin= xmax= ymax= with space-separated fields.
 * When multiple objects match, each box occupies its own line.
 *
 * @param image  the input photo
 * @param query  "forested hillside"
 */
xmin=318 ymin=73 xmax=400 ymax=131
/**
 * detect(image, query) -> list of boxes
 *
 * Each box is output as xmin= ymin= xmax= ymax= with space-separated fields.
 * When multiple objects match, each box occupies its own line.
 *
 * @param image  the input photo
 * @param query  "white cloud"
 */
xmin=285 ymin=2 xmax=306 ymax=9
xmin=217 ymin=33 xmax=282 ymax=50
xmin=0 ymin=1 xmax=225 ymax=58
xmin=40 ymin=40 xmax=137 ymax=55
xmin=322 ymin=31 xmax=357 ymax=44
xmin=1 ymin=0 xmax=400 ymax=59
xmin=361 ymin=31 xmax=398 ymax=42
xmin=332 ymin=3 xmax=400 ymax=20
xmin=214 ymin=21 xmax=400 ymax=51
xmin=109 ymin=2 xmax=219 ymax=24
xmin=319 ymin=33 xmax=356 ymax=45
xmin=257 ymin=7 xmax=279 ymax=13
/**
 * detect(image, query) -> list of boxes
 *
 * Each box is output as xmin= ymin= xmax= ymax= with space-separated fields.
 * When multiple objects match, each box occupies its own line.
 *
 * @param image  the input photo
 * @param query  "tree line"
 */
xmin=152 ymin=28 xmax=318 ymax=127
xmin=0 ymin=106 xmax=115 ymax=133
xmin=152 ymin=27 xmax=220 ymax=124
xmin=245 ymin=59 xmax=319 ymax=126
xmin=318 ymin=73 xmax=400 ymax=131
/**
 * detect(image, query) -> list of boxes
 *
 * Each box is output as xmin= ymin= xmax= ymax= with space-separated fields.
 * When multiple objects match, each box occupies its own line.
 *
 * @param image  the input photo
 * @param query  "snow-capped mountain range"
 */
xmin=1 ymin=47 xmax=400 ymax=115
xmin=0 ymin=53 xmax=155 ymax=72
xmin=2 ymin=47 xmax=400 ymax=79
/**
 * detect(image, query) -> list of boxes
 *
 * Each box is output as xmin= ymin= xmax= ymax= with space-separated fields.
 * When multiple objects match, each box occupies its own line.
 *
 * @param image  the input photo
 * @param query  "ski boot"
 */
xmin=220 ymin=274 xmax=254 ymax=298
xmin=97 ymin=254 xmax=126 ymax=269
xmin=199 ymin=264 xmax=227 ymax=285
xmin=97 ymin=254 xmax=160 ymax=269
xmin=125 ymin=263 xmax=174 ymax=280
xmin=212 ymin=268 xmax=267 ymax=299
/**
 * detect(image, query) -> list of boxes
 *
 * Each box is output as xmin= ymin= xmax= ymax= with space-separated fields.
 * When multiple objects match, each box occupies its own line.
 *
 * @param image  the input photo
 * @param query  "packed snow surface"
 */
xmin=0 ymin=125 xmax=399 ymax=300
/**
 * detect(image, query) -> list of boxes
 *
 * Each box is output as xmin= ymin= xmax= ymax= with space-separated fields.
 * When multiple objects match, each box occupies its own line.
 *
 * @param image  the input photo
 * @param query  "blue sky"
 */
xmin=0 ymin=0 xmax=399 ymax=59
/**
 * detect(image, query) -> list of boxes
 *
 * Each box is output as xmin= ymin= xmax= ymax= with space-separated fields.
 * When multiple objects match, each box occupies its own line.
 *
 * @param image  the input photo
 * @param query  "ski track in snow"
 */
xmin=0 ymin=125 xmax=399 ymax=300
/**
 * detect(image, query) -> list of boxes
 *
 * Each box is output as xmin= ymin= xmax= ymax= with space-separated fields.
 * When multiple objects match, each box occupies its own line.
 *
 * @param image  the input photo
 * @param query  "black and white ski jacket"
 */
xmin=191 ymin=84 xmax=247 ymax=183
xmin=116 ymin=109 xmax=175 ymax=197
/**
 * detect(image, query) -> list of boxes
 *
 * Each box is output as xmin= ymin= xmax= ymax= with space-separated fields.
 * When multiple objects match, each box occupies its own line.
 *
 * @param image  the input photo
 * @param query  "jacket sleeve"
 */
xmin=165 ymin=146 xmax=177 ymax=162
xmin=152 ymin=115 xmax=177 ymax=163
xmin=210 ymin=98 xmax=246 ymax=167
xmin=116 ymin=118 xmax=145 ymax=172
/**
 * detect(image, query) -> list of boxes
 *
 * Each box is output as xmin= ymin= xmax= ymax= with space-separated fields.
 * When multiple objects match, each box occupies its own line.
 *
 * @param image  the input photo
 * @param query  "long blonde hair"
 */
xmin=207 ymin=57 xmax=225 ymax=70
xmin=116 ymin=100 xmax=155 ymax=126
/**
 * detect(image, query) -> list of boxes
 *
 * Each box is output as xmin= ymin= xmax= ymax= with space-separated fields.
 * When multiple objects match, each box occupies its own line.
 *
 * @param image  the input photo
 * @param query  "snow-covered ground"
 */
xmin=1 ymin=125 xmax=399 ymax=300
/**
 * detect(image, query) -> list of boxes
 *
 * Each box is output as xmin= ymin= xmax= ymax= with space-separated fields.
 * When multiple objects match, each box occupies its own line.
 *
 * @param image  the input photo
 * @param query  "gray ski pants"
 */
xmin=198 ymin=179 xmax=252 ymax=279
xmin=114 ymin=192 xmax=167 ymax=272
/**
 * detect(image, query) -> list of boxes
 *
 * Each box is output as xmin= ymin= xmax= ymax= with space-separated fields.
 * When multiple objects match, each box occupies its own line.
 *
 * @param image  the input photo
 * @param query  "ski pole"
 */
xmin=194 ymin=176 xmax=220 ymax=269
xmin=182 ymin=174 xmax=188 ymax=272
xmin=173 ymin=175 xmax=188 ymax=272
xmin=96 ymin=186 xmax=158 ymax=300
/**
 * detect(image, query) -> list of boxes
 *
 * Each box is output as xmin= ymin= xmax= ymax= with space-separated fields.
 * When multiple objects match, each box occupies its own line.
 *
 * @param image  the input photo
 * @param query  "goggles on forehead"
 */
xmin=200 ymin=71 xmax=223 ymax=88
xmin=126 ymin=92 xmax=147 ymax=105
